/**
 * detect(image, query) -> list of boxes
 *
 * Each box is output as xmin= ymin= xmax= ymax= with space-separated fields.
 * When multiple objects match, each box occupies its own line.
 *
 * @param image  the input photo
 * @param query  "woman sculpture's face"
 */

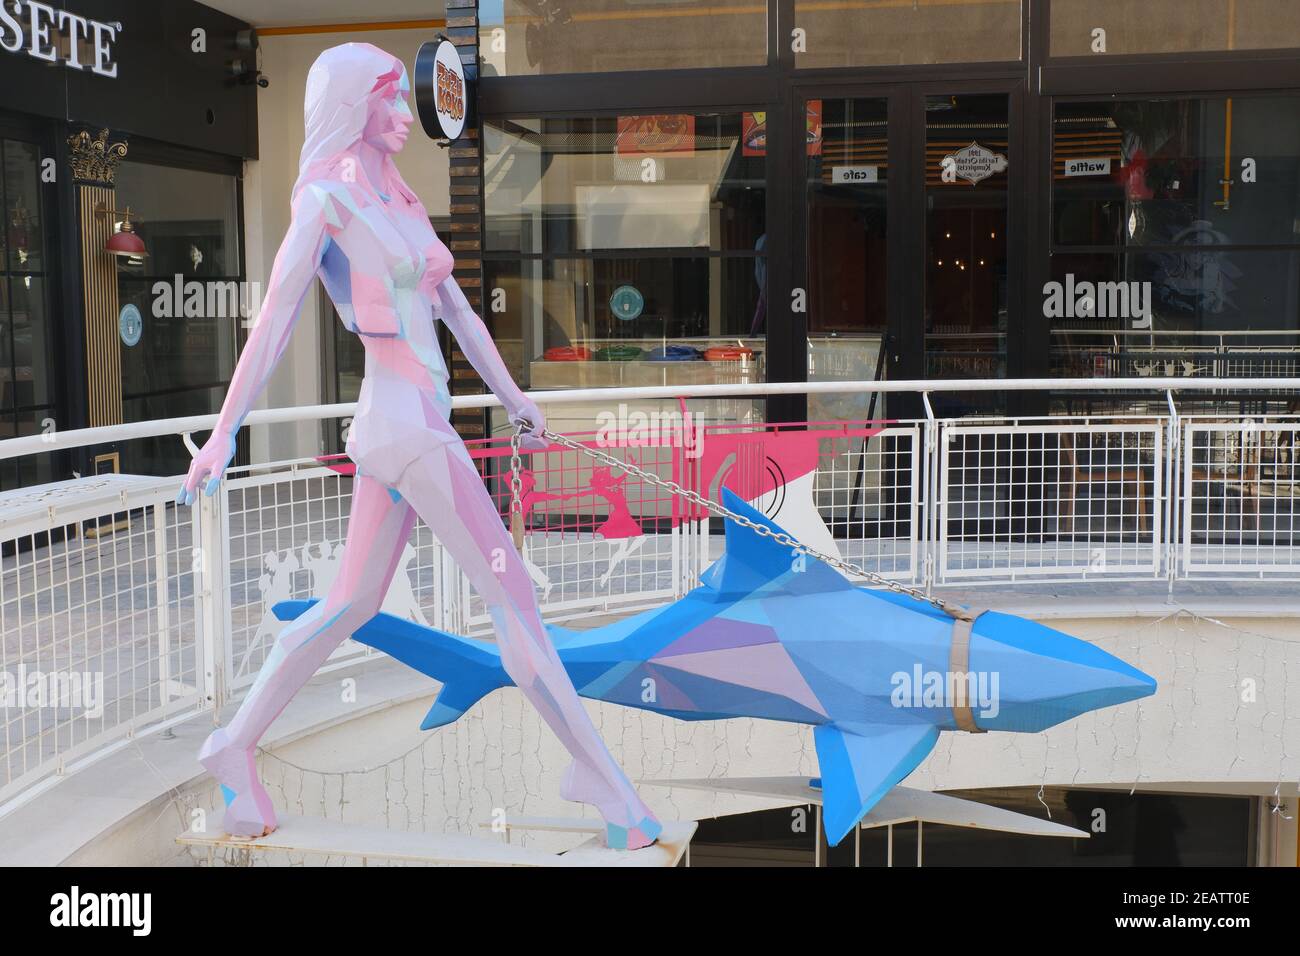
xmin=362 ymin=66 xmax=414 ymax=154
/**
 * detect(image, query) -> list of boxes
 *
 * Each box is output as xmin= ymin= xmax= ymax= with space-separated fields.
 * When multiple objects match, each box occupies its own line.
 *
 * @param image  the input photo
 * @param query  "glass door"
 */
xmin=0 ymin=134 xmax=56 ymax=490
xmin=922 ymin=91 xmax=1011 ymax=408
xmin=796 ymin=90 xmax=901 ymax=425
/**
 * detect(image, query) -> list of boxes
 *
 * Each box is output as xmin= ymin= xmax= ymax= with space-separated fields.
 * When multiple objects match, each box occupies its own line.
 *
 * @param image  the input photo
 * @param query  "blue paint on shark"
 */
xmin=274 ymin=490 xmax=1157 ymax=847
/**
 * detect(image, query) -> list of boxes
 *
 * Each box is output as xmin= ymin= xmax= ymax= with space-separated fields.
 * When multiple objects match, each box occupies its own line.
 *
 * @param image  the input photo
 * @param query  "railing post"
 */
xmin=439 ymin=540 xmax=461 ymax=635
xmin=922 ymin=393 xmax=937 ymax=596
xmin=152 ymin=499 xmax=172 ymax=714
xmin=194 ymin=480 xmax=229 ymax=722
xmin=1164 ymin=390 xmax=1180 ymax=597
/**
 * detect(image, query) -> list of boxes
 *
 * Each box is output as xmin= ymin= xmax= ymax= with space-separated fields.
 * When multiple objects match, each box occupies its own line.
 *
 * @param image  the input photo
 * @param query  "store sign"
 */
xmin=831 ymin=166 xmax=877 ymax=184
xmin=616 ymin=115 xmax=695 ymax=155
xmin=941 ymin=142 xmax=1008 ymax=185
xmin=1064 ymin=157 xmax=1111 ymax=177
xmin=609 ymin=285 xmax=644 ymax=322
xmin=742 ymin=103 xmax=822 ymax=158
xmin=119 ymin=304 xmax=142 ymax=347
xmin=0 ymin=1 xmax=121 ymax=78
xmin=805 ymin=100 xmax=822 ymax=157
xmin=414 ymin=38 xmax=468 ymax=141
xmin=742 ymin=112 xmax=766 ymax=156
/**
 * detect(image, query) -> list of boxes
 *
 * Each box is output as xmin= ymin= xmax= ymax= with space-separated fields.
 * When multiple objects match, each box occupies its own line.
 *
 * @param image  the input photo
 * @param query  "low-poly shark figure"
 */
xmin=276 ymin=491 xmax=1157 ymax=846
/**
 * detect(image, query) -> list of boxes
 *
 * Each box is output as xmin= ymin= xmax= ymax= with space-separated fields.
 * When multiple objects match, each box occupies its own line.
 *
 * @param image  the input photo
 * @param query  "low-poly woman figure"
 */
xmin=179 ymin=43 xmax=661 ymax=849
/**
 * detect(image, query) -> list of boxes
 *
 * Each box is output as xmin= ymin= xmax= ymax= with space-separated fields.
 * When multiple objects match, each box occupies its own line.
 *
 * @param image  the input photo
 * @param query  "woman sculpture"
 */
xmin=179 ymin=43 xmax=661 ymax=850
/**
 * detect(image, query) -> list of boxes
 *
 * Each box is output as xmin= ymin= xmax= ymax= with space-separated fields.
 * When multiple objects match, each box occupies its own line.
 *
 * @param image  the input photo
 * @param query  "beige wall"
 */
xmin=50 ymin=606 xmax=1300 ymax=866
xmin=243 ymin=29 xmax=452 ymax=463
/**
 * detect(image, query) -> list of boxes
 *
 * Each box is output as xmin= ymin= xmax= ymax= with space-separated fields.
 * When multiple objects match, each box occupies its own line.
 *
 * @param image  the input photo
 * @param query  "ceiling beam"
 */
xmin=259 ymin=19 xmax=445 ymax=36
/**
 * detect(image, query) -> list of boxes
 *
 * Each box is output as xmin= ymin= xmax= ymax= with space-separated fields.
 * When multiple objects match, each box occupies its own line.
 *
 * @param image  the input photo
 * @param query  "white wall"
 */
xmin=261 ymin=611 xmax=1300 ymax=862
xmin=242 ymin=29 xmax=452 ymax=463
xmin=63 ymin=608 xmax=1300 ymax=866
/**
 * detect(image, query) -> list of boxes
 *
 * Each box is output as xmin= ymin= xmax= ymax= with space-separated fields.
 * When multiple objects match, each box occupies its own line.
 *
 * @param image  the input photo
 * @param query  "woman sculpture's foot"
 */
xmin=560 ymin=758 xmax=662 ymax=850
xmin=605 ymin=816 xmax=664 ymax=851
xmin=198 ymin=728 xmax=277 ymax=838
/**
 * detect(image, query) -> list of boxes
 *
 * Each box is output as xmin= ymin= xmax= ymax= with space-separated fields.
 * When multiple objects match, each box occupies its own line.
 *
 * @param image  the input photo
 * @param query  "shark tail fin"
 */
xmin=272 ymin=599 xmax=511 ymax=731
xmin=814 ymin=721 xmax=940 ymax=847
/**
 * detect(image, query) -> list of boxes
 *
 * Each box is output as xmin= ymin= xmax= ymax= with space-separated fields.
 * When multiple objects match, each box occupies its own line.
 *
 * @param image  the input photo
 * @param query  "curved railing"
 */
xmin=3 ymin=377 xmax=1300 ymax=811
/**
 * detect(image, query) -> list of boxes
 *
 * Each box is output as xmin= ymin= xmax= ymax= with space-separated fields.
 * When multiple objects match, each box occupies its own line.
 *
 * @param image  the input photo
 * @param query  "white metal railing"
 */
xmin=0 ymin=475 xmax=204 ymax=806
xmin=4 ymin=377 xmax=1300 ymax=809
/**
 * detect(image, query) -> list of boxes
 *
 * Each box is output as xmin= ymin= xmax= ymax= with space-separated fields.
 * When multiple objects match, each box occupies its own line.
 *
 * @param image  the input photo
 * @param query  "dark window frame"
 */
xmin=112 ymin=138 xmax=249 ymax=471
xmin=0 ymin=112 xmax=66 ymax=491
xmin=475 ymin=0 xmax=1300 ymax=421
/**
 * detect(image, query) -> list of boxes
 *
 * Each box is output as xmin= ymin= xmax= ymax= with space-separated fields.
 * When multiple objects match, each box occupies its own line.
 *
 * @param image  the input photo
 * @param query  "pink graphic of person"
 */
xmin=179 ymin=43 xmax=660 ymax=849
xmin=515 ymin=469 xmax=584 ymax=603
xmin=586 ymin=465 xmax=647 ymax=588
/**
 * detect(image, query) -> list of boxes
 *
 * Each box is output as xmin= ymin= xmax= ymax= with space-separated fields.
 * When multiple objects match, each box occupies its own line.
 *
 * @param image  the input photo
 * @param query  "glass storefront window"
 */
xmin=1050 ymin=0 xmax=1300 ymax=57
xmin=925 ymin=93 xmax=1010 ymax=396
xmin=484 ymin=112 xmax=766 ymax=425
xmin=0 ymin=137 xmax=55 ymax=489
xmin=794 ymin=0 xmax=1021 ymax=69
xmin=1049 ymin=96 xmax=1300 ymax=389
xmin=479 ymin=0 xmax=766 ymax=76
xmin=486 ymin=114 xmax=764 ymax=256
xmin=113 ymin=160 xmax=242 ymax=476
xmin=803 ymin=96 xmax=889 ymax=425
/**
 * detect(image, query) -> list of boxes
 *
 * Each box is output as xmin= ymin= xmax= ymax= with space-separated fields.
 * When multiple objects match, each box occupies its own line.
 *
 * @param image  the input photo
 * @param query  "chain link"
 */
xmin=509 ymin=428 xmax=524 ymax=520
xmin=512 ymin=424 xmax=950 ymax=613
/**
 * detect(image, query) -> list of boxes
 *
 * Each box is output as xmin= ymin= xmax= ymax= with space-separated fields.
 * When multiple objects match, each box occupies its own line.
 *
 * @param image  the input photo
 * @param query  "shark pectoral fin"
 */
xmin=814 ymin=721 xmax=940 ymax=847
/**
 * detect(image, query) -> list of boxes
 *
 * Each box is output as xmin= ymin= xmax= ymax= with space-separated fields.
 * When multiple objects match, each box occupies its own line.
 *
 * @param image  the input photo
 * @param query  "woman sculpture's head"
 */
xmin=295 ymin=43 xmax=415 ymax=193
xmin=362 ymin=65 xmax=414 ymax=154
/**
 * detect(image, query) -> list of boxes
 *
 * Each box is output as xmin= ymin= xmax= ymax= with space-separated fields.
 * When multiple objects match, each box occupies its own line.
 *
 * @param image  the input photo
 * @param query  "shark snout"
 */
xmin=968 ymin=616 xmax=1157 ymax=733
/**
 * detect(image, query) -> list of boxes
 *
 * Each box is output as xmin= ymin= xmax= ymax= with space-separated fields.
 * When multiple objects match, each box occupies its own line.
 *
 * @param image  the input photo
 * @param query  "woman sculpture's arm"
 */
xmin=434 ymin=275 xmax=549 ymax=451
xmin=178 ymin=191 xmax=330 ymax=504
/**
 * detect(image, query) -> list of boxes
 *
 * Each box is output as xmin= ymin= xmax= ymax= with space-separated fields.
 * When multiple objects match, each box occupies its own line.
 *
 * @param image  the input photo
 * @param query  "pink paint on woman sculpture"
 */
xmin=178 ymin=43 xmax=660 ymax=850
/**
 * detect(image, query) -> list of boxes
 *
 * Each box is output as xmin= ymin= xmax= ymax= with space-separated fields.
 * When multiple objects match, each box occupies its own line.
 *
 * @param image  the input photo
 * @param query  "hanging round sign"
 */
xmin=609 ymin=285 xmax=644 ymax=322
xmin=119 ymin=303 xmax=143 ymax=347
xmin=414 ymin=37 xmax=469 ymax=142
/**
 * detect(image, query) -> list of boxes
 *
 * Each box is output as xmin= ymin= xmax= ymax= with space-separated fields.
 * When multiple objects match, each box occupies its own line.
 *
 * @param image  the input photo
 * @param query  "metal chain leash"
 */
xmin=509 ymin=428 xmax=526 ymax=550
xmin=509 ymin=423 xmax=951 ymax=614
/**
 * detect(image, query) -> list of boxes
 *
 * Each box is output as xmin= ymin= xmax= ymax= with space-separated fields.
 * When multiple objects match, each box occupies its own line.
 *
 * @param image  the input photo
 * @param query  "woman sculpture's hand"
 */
xmin=177 ymin=428 xmax=238 ymax=506
xmin=509 ymin=397 xmax=549 ymax=452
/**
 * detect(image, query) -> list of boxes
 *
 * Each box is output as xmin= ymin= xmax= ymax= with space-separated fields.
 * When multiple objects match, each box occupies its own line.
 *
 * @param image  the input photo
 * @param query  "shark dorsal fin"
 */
xmin=699 ymin=489 xmax=855 ymax=599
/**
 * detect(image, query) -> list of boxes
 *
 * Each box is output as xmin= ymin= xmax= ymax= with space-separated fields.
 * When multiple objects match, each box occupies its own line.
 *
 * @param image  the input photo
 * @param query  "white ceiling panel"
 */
xmin=202 ymin=0 xmax=445 ymax=28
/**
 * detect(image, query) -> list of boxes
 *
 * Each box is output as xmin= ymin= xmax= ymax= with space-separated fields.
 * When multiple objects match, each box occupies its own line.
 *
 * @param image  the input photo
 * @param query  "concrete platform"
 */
xmin=178 ymin=815 xmax=696 ymax=867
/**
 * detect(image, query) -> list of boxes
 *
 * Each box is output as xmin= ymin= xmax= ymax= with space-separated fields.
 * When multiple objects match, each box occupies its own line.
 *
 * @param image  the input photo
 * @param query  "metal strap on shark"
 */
xmin=513 ymin=424 xmax=988 ymax=734
xmin=947 ymin=606 xmax=988 ymax=733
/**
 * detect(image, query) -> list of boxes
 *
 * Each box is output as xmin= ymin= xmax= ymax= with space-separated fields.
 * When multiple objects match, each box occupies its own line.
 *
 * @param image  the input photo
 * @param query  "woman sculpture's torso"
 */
xmin=308 ymin=170 xmax=460 ymax=484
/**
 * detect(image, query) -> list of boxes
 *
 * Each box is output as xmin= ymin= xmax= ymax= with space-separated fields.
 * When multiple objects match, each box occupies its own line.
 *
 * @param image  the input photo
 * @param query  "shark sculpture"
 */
xmin=275 ymin=491 xmax=1157 ymax=846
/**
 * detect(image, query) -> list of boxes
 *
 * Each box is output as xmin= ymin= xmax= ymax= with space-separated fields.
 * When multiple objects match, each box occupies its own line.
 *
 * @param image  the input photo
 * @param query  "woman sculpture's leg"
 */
xmin=200 ymin=475 xmax=416 ymax=836
xmin=395 ymin=439 xmax=662 ymax=850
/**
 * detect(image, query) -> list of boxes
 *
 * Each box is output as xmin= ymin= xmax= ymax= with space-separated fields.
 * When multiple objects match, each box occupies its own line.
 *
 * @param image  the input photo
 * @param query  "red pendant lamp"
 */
xmin=95 ymin=201 xmax=147 ymax=259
